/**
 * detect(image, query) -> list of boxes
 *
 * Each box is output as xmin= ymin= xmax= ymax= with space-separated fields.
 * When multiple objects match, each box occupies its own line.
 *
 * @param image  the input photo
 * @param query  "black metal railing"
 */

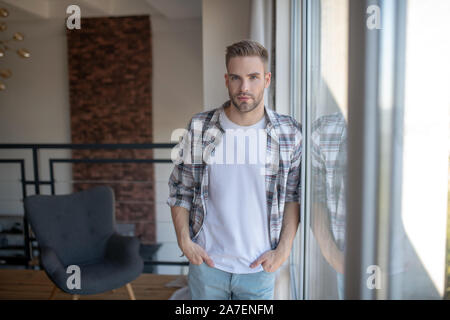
xmin=0 ymin=143 xmax=189 ymax=270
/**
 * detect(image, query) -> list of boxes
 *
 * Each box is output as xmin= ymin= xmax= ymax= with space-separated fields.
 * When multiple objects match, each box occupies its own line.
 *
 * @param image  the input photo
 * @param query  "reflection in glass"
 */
xmin=311 ymin=112 xmax=347 ymax=299
xmin=303 ymin=0 xmax=349 ymax=300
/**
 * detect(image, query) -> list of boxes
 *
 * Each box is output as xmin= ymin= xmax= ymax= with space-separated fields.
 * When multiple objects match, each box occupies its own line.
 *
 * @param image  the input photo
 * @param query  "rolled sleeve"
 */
xmin=285 ymin=133 xmax=302 ymax=204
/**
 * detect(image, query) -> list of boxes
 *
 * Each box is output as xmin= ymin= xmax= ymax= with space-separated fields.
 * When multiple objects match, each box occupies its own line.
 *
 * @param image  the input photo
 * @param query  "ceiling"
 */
xmin=0 ymin=0 xmax=202 ymax=20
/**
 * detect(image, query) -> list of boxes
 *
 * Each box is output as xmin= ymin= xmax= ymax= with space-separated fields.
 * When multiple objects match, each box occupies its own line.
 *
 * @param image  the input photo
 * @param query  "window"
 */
xmin=290 ymin=0 xmax=449 ymax=299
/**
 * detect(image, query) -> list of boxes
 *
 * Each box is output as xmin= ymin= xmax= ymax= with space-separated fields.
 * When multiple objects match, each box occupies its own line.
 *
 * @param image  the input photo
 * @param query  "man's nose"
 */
xmin=240 ymin=79 xmax=250 ymax=92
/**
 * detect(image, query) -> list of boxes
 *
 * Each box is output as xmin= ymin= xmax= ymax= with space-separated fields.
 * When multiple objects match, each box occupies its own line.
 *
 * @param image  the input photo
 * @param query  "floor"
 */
xmin=0 ymin=269 xmax=186 ymax=300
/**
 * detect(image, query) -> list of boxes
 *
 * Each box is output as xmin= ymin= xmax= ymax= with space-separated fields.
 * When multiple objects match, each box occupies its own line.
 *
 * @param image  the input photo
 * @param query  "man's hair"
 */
xmin=225 ymin=39 xmax=268 ymax=71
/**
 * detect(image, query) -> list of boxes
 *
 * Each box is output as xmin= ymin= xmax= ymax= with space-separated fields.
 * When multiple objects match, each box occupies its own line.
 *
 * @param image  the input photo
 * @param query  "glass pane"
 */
xmin=305 ymin=0 xmax=349 ymax=300
xmin=294 ymin=0 xmax=449 ymax=299
xmin=386 ymin=0 xmax=450 ymax=299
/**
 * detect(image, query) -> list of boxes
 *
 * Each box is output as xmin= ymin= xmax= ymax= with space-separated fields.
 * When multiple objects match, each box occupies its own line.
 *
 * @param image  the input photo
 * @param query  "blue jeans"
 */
xmin=188 ymin=262 xmax=276 ymax=300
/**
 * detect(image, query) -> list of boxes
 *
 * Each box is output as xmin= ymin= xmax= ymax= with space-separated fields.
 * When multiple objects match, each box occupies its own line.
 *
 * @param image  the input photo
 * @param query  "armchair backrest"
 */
xmin=24 ymin=186 xmax=115 ymax=266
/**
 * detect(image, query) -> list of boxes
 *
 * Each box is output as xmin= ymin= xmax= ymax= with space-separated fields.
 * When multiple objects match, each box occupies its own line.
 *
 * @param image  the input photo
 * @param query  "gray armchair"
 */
xmin=24 ymin=186 xmax=144 ymax=300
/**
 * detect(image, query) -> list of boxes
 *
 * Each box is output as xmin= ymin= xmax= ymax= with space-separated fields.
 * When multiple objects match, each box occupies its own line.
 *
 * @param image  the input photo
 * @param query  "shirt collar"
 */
xmin=207 ymin=100 xmax=280 ymax=138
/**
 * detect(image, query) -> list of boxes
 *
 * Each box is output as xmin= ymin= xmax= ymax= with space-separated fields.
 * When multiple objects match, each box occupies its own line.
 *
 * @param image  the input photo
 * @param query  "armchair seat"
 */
xmin=53 ymin=257 xmax=143 ymax=296
xmin=45 ymin=235 xmax=143 ymax=296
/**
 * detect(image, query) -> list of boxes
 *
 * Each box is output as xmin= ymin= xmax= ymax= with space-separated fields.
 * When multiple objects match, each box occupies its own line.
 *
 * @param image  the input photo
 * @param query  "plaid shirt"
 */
xmin=311 ymin=112 xmax=347 ymax=251
xmin=167 ymin=100 xmax=302 ymax=249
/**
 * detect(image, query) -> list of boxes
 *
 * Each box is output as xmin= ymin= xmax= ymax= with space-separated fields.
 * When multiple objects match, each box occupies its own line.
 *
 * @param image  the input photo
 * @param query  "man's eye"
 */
xmin=231 ymin=76 xmax=239 ymax=80
xmin=250 ymin=76 xmax=257 ymax=80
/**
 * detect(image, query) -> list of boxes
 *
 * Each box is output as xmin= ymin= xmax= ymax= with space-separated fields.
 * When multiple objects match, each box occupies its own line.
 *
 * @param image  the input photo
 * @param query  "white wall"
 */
xmin=0 ymin=18 xmax=73 ymax=212
xmin=202 ymin=0 xmax=251 ymax=110
xmin=0 ymin=20 xmax=71 ymax=143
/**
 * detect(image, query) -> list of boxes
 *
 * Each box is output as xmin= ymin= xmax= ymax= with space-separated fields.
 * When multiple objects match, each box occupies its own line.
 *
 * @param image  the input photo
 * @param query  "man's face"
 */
xmin=225 ymin=56 xmax=271 ymax=113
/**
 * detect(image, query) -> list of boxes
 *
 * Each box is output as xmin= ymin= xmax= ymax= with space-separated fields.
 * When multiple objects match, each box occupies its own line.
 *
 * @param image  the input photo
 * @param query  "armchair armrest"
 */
xmin=105 ymin=233 xmax=142 ymax=264
xmin=40 ymin=246 xmax=65 ymax=276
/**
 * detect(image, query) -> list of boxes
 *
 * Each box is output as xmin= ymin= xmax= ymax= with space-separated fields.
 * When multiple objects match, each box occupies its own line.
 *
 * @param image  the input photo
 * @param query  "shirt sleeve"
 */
xmin=311 ymin=127 xmax=327 ymax=205
xmin=166 ymin=119 xmax=195 ymax=211
xmin=285 ymin=129 xmax=302 ymax=204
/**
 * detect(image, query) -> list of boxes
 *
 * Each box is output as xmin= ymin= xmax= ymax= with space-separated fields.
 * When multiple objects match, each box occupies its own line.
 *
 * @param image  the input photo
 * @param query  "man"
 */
xmin=167 ymin=40 xmax=302 ymax=300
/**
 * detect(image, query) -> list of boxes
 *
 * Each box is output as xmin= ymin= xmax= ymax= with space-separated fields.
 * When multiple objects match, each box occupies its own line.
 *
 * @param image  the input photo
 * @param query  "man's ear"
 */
xmin=264 ymin=72 xmax=272 ymax=88
xmin=224 ymin=73 xmax=229 ymax=88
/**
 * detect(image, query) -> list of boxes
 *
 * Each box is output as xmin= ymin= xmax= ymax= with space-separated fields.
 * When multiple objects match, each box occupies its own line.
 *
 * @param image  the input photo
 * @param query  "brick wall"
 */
xmin=67 ymin=16 xmax=155 ymax=244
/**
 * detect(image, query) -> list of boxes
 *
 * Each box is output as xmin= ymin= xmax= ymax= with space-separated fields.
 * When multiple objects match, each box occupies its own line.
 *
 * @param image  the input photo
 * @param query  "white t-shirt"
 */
xmin=195 ymin=108 xmax=271 ymax=274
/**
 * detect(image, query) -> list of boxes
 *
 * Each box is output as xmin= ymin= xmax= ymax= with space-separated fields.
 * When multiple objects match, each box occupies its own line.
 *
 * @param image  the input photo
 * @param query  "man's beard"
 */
xmin=229 ymin=91 xmax=264 ymax=113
